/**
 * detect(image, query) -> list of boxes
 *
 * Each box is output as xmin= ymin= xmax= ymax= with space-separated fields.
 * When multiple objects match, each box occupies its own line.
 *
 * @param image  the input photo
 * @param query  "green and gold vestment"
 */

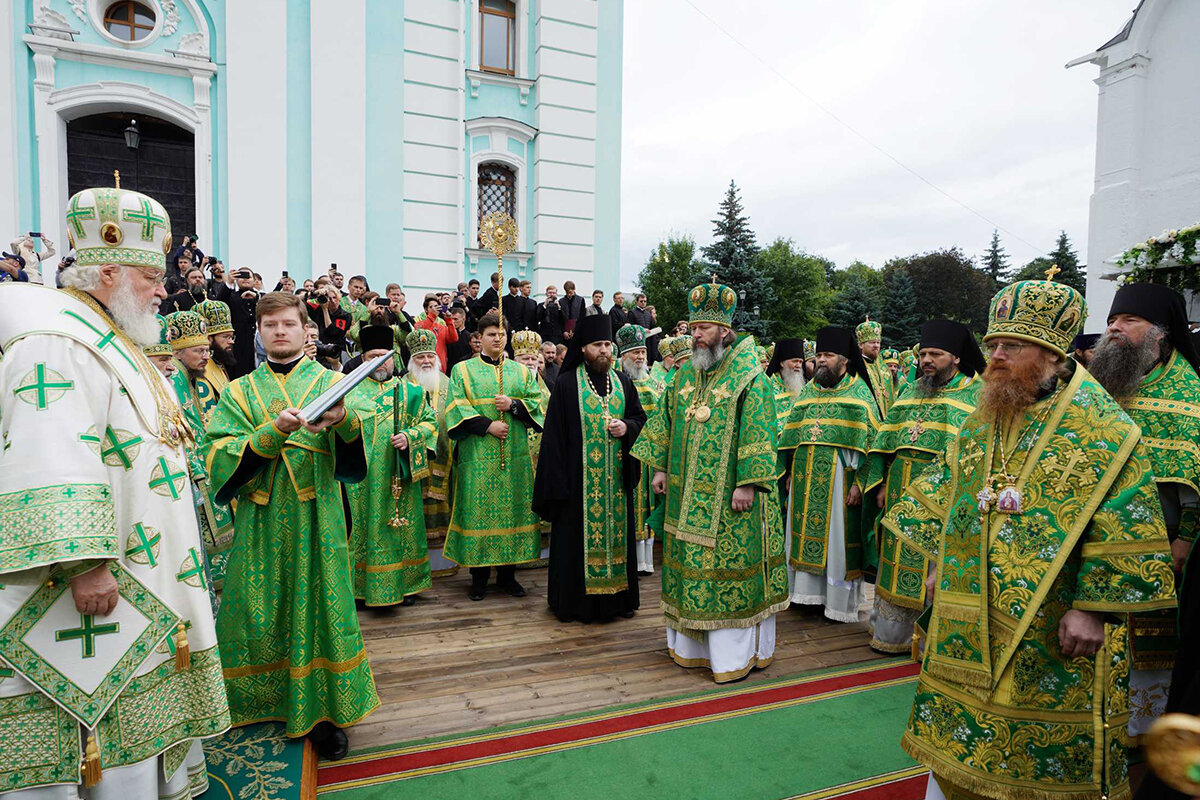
xmin=204 ymin=358 xmax=380 ymax=736
xmin=406 ymin=371 xmax=455 ymax=574
xmin=344 ymin=375 xmax=437 ymax=606
xmin=779 ymin=374 xmax=879 ymax=579
xmin=859 ymin=372 xmax=979 ymax=609
xmin=630 ymin=375 xmax=665 ymax=541
xmin=631 ymin=335 xmax=788 ymax=631
xmin=884 ymin=366 xmax=1175 ymax=800
xmin=443 ymin=355 xmax=545 ymax=567
xmin=864 ymin=356 xmax=894 ymax=416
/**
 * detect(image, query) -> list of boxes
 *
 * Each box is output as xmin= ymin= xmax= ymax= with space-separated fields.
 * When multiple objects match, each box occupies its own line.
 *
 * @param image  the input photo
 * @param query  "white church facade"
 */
xmin=1071 ymin=0 xmax=1200 ymax=323
xmin=1 ymin=0 xmax=624 ymax=295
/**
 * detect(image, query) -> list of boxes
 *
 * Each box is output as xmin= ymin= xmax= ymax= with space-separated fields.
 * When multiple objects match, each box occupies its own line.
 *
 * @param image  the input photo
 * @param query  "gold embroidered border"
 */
xmin=222 ymin=649 xmax=369 ymax=681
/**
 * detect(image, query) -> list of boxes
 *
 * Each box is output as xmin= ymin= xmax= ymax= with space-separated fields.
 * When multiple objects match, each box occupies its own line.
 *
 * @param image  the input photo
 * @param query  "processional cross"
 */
xmin=479 ymin=211 xmax=519 ymax=469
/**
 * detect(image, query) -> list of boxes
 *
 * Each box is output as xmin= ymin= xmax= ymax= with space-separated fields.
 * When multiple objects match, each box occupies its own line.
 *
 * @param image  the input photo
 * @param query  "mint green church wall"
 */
xmin=593 ymin=0 xmax=623 ymax=292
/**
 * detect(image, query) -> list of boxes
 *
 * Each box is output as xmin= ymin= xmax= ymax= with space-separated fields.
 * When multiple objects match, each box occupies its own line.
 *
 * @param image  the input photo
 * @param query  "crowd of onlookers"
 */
xmin=3 ymin=230 xmax=667 ymax=381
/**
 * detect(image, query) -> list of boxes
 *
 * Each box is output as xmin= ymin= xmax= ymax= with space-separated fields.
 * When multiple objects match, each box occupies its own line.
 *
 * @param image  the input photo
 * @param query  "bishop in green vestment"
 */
xmin=1088 ymin=282 xmax=1200 ymax=746
xmin=444 ymin=311 xmax=545 ymax=600
xmin=857 ymin=318 xmax=893 ymax=416
xmin=204 ymin=293 xmax=378 ymax=761
xmin=632 ymin=280 xmax=787 ymax=683
xmin=616 ymin=323 xmax=664 ymax=575
xmin=344 ymin=326 xmax=437 ymax=607
xmin=885 ymin=279 xmax=1175 ymax=800
xmin=857 ymin=320 xmax=982 ymax=653
xmin=780 ymin=326 xmax=880 ymax=623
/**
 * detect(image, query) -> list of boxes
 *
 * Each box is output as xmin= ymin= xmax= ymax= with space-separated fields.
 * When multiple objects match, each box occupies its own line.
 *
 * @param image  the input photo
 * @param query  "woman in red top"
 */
xmin=415 ymin=294 xmax=459 ymax=372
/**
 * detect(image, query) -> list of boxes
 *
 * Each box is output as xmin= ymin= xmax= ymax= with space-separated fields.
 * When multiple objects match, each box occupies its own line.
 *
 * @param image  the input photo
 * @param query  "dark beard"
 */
xmin=211 ymin=345 xmax=237 ymax=369
xmin=978 ymin=358 xmax=1056 ymax=418
xmin=1089 ymin=332 xmax=1161 ymax=401
xmin=585 ymin=354 xmax=611 ymax=373
xmin=814 ymin=365 xmax=843 ymax=388
xmin=914 ymin=364 xmax=956 ymax=398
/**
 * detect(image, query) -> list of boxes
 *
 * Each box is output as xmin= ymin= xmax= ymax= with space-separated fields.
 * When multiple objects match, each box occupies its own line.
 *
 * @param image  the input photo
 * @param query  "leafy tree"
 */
xmin=885 ymin=247 xmax=994 ymax=336
xmin=880 ymin=270 xmax=920 ymax=348
xmin=756 ymin=238 xmax=833 ymax=341
xmin=1011 ymin=233 xmax=1086 ymax=295
xmin=981 ymin=229 xmax=1010 ymax=286
xmin=636 ymin=236 xmax=700 ymax=333
xmin=830 ymin=260 xmax=886 ymax=303
xmin=828 ymin=273 xmax=879 ymax=330
xmin=699 ymin=180 xmax=772 ymax=338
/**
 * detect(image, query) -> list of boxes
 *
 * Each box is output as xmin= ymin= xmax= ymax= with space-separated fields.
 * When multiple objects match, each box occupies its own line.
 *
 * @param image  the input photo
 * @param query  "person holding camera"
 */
xmin=7 ymin=232 xmax=55 ymax=284
xmin=214 ymin=267 xmax=261 ymax=377
xmin=415 ymin=293 xmax=459 ymax=374
xmin=536 ymin=284 xmax=566 ymax=344
xmin=0 ymin=250 xmax=29 ymax=283
xmin=305 ymin=280 xmax=352 ymax=365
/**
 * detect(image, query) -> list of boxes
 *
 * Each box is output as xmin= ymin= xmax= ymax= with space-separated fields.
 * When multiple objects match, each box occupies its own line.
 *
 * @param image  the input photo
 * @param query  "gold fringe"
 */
xmin=81 ymin=732 xmax=102 ymax=787
xmin=662 ymin=598 xmax=791 ymax=632
xmin=174 ymin=623 xmax=190 ymax=671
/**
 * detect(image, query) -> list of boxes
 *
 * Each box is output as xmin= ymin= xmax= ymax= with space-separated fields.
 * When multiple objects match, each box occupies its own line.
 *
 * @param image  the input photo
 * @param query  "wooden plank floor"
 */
xmin=352 ymin=557 xmax=888 ymax=749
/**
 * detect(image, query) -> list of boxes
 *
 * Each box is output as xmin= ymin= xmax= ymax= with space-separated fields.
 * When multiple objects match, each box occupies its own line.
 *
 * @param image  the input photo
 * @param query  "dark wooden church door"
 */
xmin=66 ymin=112 xmax=196 ymax=241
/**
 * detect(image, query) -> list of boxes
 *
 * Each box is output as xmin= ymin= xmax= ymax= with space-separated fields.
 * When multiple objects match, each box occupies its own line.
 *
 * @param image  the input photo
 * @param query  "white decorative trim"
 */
xmin=22 ymin=34 xmax=215 ymax=75
xmin=88 ymin=0 xmax=165 ymax=49
xmin=68 ymin=0 xmax=88 ymax=22
xmin=469 ymin=0 xmax=529 ymax=79
xmin=466 ymin=69 xmax=534 ymax=105
xmin=465 ymin=248 xmax=533 ymax=278
xmin=465 ymin=117 xmax=537 ymax=253
xmin=161 ymin=0 xmax=181 ymax=35
xmin=31 ymin=4 xmax=77 ymax=41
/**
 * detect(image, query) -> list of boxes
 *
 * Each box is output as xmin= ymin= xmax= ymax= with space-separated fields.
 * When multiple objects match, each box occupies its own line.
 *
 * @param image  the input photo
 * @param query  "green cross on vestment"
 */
xmin=0 ymin=665 xmax=13 ymax=679
xmin=65 ymin=195 xmax=97 ymax=239
xmin=175 ymin=548 xmax=207 ymax=590
xmin=61 ymin=311 xmax=139 ymax=373
xmin=122 ymin=197 xmax=166 ymax=241
xmin=149 ymin=457 xmax=187 ymax=500
xmin=126 ymin=523 xmax=161 ymax=567
xmin=79 ymin=426 xmax=143 ymax=470
xmin=13 ymin=363 xmax=75 ymax=410
xmin=55 ymin=614 xmax=120 ymax=659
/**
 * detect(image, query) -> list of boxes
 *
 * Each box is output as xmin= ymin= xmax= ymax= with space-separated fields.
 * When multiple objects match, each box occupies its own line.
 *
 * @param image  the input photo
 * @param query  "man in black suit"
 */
xmin=163 ymin=266 xmax=209 ymax=314
xmin=502 ymin=277 xmax=535 ymax=332
xmin=519 ymin=280 xmax=538 ymax=332
xmin=628 ymin=293 xmax=659 ymax=362
xmin=212 ymin=268 xmax=260 ymax=377
xmin=609 ymin=290 xmax=630 ymax=338
xmin=472 ymin=272 xmax=501 ymax=321
xmin=560 ymin=280 xmax=584 ymax=341
xmin=536 ymin=284 xmax=566 ymax=344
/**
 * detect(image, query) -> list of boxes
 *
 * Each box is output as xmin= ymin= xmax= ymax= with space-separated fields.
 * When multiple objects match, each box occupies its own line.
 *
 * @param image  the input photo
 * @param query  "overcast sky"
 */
xmin=617 ymin=0 xmax=1135 ymax=288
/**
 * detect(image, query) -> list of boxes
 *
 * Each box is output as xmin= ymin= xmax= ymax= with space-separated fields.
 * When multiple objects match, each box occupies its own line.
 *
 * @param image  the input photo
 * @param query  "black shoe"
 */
xmin=468 ymin=583 xmax=487 ymax=601
xmin=637 ymin=570 xmax=652 ymax=576
xmin=401 ymin=595 xmax=417 ymax=606
xmin=619 ymin=609 xmax=636 ymax=619
xmin=501 ymin=579 xmax=526 ymax=597
xmin=308 ymin=723 xmax=350 ymax=761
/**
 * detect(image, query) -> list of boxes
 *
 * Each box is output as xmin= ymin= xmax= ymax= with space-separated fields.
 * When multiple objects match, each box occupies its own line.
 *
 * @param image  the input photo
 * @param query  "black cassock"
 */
xmin=534 ymin=364 xmax=646 ymax=623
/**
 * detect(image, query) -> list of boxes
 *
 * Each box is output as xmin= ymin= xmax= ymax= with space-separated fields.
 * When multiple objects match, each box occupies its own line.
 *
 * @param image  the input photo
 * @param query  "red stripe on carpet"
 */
xmin=836 ymin=774 xmax=925 ymax=800
xmin=320 ymin=661 xmax=920 ymax=786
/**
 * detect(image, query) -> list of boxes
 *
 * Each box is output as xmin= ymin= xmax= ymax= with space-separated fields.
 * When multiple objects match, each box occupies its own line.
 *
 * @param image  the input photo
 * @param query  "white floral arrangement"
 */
xmin=1116 ymin=223 xmax=1200 ymax=291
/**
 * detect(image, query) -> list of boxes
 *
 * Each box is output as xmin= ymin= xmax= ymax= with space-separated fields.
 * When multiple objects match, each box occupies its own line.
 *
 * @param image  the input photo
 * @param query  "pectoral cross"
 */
xmin=908 ymin=420 xmax=926 ymax=443
xmin=976 ymin=484 xmax=997 ymax=515
xmin=808 ymin=421 xmax=823 ymax=441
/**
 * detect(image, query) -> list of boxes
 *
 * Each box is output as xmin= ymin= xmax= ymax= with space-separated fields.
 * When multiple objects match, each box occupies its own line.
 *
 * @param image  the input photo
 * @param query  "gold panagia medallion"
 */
xmin=692 ymin=404 xmax=711 ymax=422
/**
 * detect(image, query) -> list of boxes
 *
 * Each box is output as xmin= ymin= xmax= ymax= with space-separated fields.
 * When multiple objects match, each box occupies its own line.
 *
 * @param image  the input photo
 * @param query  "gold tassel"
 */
xmin=911 ymin=632 xmax=920 ymax=662
xmin=174 ymin=623 xmax=190 ymax=671
xmin=82 ymin=732 xmax=102 ymax=787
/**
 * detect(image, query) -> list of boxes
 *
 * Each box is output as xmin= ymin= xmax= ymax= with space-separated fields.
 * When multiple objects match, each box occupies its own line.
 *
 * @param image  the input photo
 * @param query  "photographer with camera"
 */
xmin=213 ymin=267 xmax=261 ymax=377
xmin=164 ymin=266 xmax=210 ymax=313
xmin=7 ymin=232 xmax=55 ymax=284
xmin=536 ymin=284 xmax=565 ymax=344
xmin=415 ymin=293 xmax=459 ymax=373
xmin=304 ymin=278 xmax=352 ymax=366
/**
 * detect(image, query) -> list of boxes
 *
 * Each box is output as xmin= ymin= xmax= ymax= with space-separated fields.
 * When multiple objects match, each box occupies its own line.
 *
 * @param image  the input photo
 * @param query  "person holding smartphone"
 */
xmin=8 ymin=232 xmax=54 ymax=284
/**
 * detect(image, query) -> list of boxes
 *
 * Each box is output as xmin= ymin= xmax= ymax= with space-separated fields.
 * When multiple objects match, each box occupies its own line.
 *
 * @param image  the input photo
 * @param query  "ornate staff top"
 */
xmin=479 ymin=211 xmax=518 ymax=258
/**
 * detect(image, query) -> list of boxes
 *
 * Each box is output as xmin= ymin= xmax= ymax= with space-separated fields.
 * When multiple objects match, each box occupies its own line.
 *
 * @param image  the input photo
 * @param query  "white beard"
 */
xmin=372 ymin=366 xmax=393 ymax=382
xmin=691 ymin=340 xmax=726 ymax=372
xmin=109 ymin=271 xmax=162 ymax=347
xmin=622 ymin=358 xmax=649 ymax=380
xmin=407 ymin=358 xmax=443 ymax=392
xmin=782 ymin=368 xmax=806 ymax=396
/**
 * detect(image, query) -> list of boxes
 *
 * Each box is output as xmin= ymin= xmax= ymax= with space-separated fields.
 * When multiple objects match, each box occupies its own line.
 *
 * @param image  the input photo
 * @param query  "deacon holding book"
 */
xmin=0 ymin=186 xmax=230 ymax=796
xmin=204 ymin=292 xmax=379 ymax=760
xmin=344 ymin=324 xmax=438 ymax=608
xmin=537 ymin=314 xmax=647 ymax=622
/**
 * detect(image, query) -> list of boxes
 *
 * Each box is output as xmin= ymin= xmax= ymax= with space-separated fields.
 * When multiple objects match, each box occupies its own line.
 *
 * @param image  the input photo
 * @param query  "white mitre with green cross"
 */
xmin=65 ymin=185 xmax=172 ymax=269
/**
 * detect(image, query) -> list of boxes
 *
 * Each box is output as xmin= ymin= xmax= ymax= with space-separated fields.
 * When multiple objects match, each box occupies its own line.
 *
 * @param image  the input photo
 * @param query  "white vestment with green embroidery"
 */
xmin=0 ymin=284 xmax=230 ymax=795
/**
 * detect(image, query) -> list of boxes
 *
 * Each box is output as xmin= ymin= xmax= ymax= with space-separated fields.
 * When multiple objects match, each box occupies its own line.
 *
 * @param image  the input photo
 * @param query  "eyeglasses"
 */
xmin=125 ymin=265 xmax=166 ymax=286
xmin=984 ymin=342 xmax=1033 ymax=356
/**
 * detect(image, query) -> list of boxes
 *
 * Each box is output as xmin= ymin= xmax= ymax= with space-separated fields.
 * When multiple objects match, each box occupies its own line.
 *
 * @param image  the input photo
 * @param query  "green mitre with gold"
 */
xmin=166 ymin=310 xmax=209 ymax=351
xmin=674 ymin=335 xmax=693 ymax=363
xmin=195 ymin=299 xmax=232 ymax=335
xmin=144 ymin=314 xmax=174 ymax=357
xmin=984 ymin=275 xmax=1086 ymax=357
xmin=881 ymin=348 xmax=901 ymax=367
xmin=406 ymin=327 xmax=437 ymax=356
xmin=615 ymin=323 xmax=648 ymax=355
xmin=65 ymin=184 xmax=172 ymax=269
xmin=687 ymin=277 xmax=737 ymax=328
xmin=856 ymin=318 xmax=882 ymax=345
xmin=803 ymin=339 xmax=816 ymax=360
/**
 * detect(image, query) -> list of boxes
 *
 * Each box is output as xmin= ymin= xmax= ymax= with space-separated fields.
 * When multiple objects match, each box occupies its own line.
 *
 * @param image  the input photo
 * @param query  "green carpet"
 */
xmin=320 ymin=664 xmax=920 ymax=800
xmin=198 ymin=723 xmax=313 ymax=800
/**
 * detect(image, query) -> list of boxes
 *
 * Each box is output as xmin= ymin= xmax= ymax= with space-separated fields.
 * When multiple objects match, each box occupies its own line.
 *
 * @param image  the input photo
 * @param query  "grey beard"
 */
xmin=371 ymin=366 xmax=393 ymax=382
xmin=782 ymin=369 xmax=806 ymax=395
xmin=691 ymin=340 xmax=726 ymax=372
xmin=622 ymin=359 xmax=649 ymax=380
xmin=1089 ymin=332 xmax=1161 ymax=400
xmin=109 ymin=275 xmax=162 ymax=347
xmin=814 ymin=365 xmax=842 ymax=388
xmin=914 ymin=365 xmax=956 ymax=398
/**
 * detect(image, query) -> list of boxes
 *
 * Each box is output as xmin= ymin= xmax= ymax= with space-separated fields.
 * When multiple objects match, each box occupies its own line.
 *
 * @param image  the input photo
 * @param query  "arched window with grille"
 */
xmin=480 ymin=0 xmax=517 ymax=75
xmin=477 ymin=163 xmax=517 ymax=245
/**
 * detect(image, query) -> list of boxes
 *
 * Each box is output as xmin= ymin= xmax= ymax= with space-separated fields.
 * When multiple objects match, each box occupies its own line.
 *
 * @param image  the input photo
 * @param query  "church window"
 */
xmin=480 ymin=0 xmax=517 ymax=76
xmin=478 ymin=163 xmax=517 ymax=243
xmin=103 ymin=1 xmax=156 ymax=42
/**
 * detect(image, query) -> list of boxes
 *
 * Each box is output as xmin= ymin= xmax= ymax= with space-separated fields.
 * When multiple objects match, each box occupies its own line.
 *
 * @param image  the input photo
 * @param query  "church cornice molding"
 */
xmin=466 ymin=69 xmax=535 ymax=105
xmin=465 ymin=116 xmax=538 ymax=144
xmin=23 ymin=32 xmax=216 ymax=82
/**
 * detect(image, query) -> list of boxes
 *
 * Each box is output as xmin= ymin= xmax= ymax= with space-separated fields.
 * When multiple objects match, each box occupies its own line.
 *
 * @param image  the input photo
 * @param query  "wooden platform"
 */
xmin=351 ymin=559 xmax=888 ymax=749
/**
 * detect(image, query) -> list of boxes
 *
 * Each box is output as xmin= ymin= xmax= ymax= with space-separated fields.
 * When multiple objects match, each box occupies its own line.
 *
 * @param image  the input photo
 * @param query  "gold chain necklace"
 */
xmin=686 ymin=369 xmax=713 ymax=423
xmin=977 ymin=385 xmax=1061 ymax=515
xmin=586 ymin=369 xmax=613 ymax=424
xmin=64 ymin=288 xmax=192 ymax=449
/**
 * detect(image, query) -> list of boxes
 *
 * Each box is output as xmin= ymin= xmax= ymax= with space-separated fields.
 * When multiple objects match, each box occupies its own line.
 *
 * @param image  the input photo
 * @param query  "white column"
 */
xmin=0 ymin=9 xmax=19 ymax=237
xmin=29 ymin=46 xmax=67 ymax=250
xmin=310 ymin=0 xmax=366 ymax=279
xmin=190 ymin=70 xmax=213 ymax=248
